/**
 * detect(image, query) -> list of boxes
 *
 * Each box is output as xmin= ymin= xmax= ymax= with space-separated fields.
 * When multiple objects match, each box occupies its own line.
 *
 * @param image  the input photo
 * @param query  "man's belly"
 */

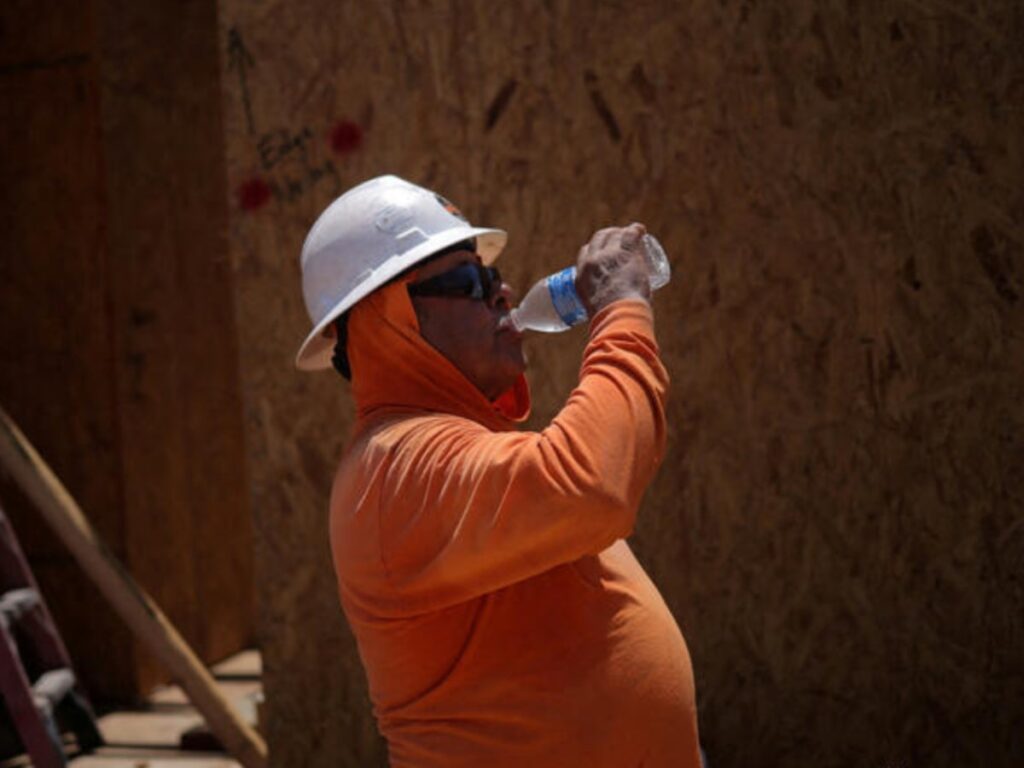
xmin=359 ymin=542 xmax=700 ymax=768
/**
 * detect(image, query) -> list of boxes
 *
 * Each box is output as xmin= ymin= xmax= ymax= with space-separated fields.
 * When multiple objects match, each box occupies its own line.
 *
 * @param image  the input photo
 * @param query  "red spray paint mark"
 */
xmin=329 ymin=120 xmax=364 ymax=155
xmin=238 ymin=177 xmax=272 ymax=211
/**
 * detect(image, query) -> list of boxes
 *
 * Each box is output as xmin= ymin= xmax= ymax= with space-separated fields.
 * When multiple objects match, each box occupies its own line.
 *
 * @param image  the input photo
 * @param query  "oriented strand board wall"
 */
xmin=217 ymin=1 xmax=1023 ymax=766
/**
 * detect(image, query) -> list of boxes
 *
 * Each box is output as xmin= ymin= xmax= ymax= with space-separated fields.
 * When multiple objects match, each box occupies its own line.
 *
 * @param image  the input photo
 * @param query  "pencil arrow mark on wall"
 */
xmin=227 ymin=27 xmax=256 ymax=135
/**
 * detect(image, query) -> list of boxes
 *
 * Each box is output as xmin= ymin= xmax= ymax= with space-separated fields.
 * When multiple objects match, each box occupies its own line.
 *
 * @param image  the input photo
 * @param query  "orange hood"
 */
xmin=346 ymin=275 xmax=530 ymax=431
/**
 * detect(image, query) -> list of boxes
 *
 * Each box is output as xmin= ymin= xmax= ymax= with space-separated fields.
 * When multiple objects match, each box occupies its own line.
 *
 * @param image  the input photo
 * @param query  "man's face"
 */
xmin=409 ymin=249 xmax=526 ymax=400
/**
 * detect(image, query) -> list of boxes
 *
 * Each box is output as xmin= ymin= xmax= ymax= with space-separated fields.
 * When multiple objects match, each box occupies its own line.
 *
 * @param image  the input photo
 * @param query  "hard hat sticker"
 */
xmin=435 ymin=194 xmax=468 ymax=222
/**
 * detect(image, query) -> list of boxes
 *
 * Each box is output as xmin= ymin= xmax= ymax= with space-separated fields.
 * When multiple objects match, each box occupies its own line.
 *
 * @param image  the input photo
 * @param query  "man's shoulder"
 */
xmin=352 ymin=410 xmax=492 ymax=458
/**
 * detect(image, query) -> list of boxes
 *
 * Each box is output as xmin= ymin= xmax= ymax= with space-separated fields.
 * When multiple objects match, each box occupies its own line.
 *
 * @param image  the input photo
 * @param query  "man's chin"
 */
xmin=494 ymin=333 xmax=526 ymax=369
xmin=493 ymin=356 xmax=527 ymax=398
xmin=508 ymin=346 xmax=527 ymax=376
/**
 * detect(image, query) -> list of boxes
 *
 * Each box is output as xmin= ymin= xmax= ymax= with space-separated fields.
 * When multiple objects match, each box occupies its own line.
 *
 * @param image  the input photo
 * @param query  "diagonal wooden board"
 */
xmin=0 ymin=407 xmax=267 ymax=768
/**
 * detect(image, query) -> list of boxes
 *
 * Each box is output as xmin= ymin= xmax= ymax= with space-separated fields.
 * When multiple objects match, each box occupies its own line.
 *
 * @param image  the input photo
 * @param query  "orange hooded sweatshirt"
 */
xmin=330 ymin=275 xmax=700 ymax=767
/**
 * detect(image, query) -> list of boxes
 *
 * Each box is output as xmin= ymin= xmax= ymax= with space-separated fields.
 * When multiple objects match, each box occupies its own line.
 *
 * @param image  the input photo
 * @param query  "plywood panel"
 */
xmin=0 ymin=0 xmax=137 ymax=698
xmin=1 ymin=0 xmax=254 ymax=702
xmin=96 ymin=0 xmax=255 ymax=690
xmin=218 ymin=1 xmax=1023 ymax=766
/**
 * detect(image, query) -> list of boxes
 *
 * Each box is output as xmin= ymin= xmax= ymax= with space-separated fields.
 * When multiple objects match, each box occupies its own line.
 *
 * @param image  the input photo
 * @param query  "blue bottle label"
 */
xmin=547 ymin=267 xmax=589 ymax=327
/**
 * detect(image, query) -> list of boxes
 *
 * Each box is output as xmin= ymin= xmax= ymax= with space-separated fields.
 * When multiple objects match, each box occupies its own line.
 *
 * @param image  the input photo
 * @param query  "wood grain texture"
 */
xmin=0 ymin=0 xmax=137 ymax=698
xmin=218 ymin=1 xmax=1023 ymax=765
xmin=96 ymin=0 xmax=256 ymax=691
xmin=1 ymin=0 xmax=255 ymax=701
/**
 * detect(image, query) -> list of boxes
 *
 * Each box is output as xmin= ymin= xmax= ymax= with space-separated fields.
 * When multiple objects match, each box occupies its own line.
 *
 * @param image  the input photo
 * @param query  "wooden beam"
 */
xmin=0 ymin=407 xmax=267 ymax=768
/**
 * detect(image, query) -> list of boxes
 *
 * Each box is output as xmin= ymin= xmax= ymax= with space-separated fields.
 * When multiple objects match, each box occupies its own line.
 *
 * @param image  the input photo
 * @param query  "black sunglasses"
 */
xmin=408 ymin=262 xmax=503 ymax=302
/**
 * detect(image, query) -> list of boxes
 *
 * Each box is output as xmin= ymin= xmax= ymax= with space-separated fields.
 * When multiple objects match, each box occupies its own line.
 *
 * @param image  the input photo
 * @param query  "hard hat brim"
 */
xmin=295 ymin=225 xmax=507 ymax=371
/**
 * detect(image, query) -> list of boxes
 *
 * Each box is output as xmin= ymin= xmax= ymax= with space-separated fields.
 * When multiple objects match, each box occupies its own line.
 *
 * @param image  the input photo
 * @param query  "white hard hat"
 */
xmin=295 ymin=174 xmax=507 ymax=370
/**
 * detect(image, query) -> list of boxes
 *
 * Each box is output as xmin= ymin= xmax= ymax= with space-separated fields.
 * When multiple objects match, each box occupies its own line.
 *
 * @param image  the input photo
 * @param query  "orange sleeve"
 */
xmin=351 ymin=300 xmax=668 ymax=614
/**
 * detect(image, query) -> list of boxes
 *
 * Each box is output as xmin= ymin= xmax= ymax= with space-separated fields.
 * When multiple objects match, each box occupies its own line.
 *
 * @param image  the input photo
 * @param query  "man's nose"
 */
xmin=489 ymin=281 xmax=515 ymax=309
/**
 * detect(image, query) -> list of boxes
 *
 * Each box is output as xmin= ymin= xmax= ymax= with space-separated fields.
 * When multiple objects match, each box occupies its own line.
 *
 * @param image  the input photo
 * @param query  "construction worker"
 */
xmin=296 ymin=175 xmax=700 ymax=767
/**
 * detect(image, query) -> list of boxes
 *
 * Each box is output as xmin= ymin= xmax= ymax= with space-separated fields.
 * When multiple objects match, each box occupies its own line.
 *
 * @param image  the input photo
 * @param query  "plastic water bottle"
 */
xmin=509 ymin=234 xmax=671 ymax=333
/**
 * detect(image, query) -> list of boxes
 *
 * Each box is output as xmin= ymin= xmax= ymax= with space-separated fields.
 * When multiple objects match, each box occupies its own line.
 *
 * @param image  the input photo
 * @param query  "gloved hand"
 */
xmin=574 ymin=223 xmax=652 ymax=317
